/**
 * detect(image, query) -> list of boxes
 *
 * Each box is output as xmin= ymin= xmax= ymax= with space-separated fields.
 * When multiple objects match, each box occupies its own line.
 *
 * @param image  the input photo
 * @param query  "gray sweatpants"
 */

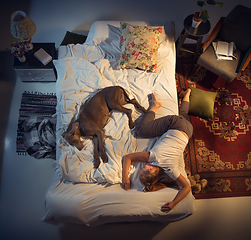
xmin=135 ymin=101 xmax=193 ymax=139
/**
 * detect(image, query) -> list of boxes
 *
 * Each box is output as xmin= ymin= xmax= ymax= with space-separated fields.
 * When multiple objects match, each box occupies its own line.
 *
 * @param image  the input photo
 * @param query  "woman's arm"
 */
xmin=161 ymin=174 xmax=191 ymax=212
xmin=122 ymin=152 xmax=150 ymax=190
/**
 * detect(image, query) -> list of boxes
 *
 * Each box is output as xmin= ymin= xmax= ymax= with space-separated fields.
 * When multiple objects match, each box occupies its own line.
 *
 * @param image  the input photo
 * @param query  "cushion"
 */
xmin=119 ymin=22 xmax=163 ymax=72
xmin=84 ymin=21 xmax=147 ymax=45
xmin=188 ymin=87 xmax=217 ymax=120
xmin=60 ymin=31 xmax=87 ymax=46
xmin=197 ymin=45 xmax=241 ymax=82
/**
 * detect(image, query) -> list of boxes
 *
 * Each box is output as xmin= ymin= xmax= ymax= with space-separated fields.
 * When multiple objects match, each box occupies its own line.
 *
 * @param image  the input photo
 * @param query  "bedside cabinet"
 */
xmin=14 ymin=43 xmax=57 ymax=82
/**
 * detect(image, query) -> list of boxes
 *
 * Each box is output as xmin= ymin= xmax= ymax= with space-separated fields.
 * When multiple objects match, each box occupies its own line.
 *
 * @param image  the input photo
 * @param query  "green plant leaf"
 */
xmin=216 ymin=2 xmax=224 ymax=8
xmin=207 ymin=0 xmax=216 ymax=5
xmin=197 ymin=1 xmax=204 ymax=7
xmin=201 ymin=10 xmax=209 ymax=22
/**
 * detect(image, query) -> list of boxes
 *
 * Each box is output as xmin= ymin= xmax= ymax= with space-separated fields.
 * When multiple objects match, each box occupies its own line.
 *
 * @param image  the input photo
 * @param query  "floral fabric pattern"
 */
xmin=119 ymin=22 xmax=163 ymax=72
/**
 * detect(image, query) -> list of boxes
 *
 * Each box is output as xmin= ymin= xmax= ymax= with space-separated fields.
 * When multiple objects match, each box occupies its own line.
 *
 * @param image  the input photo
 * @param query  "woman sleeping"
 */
xmin=122 ymin=89 xmax=193 ymax=213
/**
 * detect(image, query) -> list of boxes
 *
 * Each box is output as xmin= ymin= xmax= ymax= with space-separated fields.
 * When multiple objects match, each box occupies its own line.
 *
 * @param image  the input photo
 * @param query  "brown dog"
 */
xmin=62 ymin=86 xmax=146 ymax=168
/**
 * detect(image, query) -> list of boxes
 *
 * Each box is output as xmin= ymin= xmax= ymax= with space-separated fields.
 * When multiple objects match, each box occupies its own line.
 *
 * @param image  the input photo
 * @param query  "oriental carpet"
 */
xmin=176 ymin=47 xmax=251 ymax=199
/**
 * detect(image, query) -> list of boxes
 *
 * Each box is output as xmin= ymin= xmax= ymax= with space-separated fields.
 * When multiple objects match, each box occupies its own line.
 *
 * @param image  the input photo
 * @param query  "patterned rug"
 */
xmin=176 ymin=47 xmax=251 ymax=199
xmin=16 ymin=92 xmax=57 ymax=155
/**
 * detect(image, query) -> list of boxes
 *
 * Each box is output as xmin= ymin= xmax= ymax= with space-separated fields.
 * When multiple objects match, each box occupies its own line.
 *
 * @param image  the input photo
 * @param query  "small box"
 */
xmin=34 ymin=48 xmax=52 ymax=65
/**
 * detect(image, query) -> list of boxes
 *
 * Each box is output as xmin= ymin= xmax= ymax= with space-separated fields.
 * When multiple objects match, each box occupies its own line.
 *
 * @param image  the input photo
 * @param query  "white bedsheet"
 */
xmin=42 ymin=21 xmax=195 ymax=226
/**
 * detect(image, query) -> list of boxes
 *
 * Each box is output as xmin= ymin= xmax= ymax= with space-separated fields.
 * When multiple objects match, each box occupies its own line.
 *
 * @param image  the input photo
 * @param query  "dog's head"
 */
xmin=62 ymin=122 xmax=84 ymax=151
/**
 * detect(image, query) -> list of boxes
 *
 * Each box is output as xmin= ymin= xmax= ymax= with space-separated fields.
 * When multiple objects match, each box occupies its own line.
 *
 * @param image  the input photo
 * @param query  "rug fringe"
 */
xmin=17 ymin=152 xmax=27 ymax=156
xmin=23 ymin=91 xmax=56 ymax=96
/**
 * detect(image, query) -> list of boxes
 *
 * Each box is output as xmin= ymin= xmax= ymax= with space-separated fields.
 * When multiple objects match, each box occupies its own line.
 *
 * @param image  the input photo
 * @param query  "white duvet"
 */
xmin=43 ymin=21 xmax=195 ymax=226
xmin=55 ymin=56 xmax=178 ymax=184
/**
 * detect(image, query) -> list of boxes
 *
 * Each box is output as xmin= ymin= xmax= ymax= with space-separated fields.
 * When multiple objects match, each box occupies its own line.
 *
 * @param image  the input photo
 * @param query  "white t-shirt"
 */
xmin=148 ymin=129 xmax=188 ymax=180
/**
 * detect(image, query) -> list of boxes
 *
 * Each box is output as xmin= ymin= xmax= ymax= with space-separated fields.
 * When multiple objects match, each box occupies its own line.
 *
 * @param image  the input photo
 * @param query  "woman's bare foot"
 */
xmin=179 ymin=88 xmax=191 ymax=101
xmin=183 ymin=88 xmax=191 ymax=102
xmin=148 ymin=93 xmax=162 ymax=112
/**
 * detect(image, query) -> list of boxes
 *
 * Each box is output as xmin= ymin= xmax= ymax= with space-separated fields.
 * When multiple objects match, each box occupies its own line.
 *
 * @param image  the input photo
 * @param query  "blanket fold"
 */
xmin=53 ymin=43 xmax=178 ymax=185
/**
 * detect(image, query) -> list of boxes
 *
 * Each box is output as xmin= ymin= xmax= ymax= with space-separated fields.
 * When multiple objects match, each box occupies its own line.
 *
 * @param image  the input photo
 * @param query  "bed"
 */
xmin=42 ymin=20 xmax=196 ymax=227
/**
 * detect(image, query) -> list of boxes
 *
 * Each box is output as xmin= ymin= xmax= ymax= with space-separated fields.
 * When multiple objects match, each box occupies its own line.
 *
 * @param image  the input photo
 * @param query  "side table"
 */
xmin=14 ymin=43 xmax=57 ymax=82
xmin=176 ymin=14 xmax=211 ymax=75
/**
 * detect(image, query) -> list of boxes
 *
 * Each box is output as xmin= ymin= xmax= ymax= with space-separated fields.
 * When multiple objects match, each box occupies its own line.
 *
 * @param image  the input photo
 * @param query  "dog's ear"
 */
xmin=70 ymin=122 xmax=80 ymax=134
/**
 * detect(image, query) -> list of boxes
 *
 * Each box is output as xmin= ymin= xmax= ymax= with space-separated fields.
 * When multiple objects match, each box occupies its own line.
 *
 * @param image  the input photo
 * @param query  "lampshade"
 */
xmin=10 ymin=11 xmax=36 ymax=39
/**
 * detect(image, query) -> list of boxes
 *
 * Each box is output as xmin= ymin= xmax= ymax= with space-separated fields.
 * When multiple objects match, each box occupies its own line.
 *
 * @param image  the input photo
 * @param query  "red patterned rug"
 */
xmin=176 ymin=48 xmax=251 ymax=199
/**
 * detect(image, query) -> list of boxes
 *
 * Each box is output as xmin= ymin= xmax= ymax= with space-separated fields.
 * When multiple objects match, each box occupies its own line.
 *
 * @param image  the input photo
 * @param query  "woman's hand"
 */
xmin=161 ymin=174 xmax=191 ymax=213
xmin=122 ymin=177 xmax=131 ymax=190
xmin=161 ymin=201 xmax=176 ymax=213
xmin=121 ymin=152 xmax=149 ymax=191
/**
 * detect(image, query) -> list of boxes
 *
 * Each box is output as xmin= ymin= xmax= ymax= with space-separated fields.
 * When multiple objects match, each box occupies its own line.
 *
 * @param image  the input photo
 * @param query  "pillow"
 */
xmin=60 ymin=31 xmax=87 ymax=46
xmin=84 ymin=21 xmax=148 ymax=45
xmin=188 ymin=87 xmax=217 ymax=120
xmin=119 ymin=22 xmax=163 ymax=72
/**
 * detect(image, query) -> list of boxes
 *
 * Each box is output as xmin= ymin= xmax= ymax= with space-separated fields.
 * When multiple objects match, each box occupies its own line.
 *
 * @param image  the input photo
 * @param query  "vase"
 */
xmin=192 ymin=19 xmax=202 ymax=28
xmin=18 ymin=55 xmax=26 ymax=62
xmin=192 ymin=12 xmax=202 ymax=28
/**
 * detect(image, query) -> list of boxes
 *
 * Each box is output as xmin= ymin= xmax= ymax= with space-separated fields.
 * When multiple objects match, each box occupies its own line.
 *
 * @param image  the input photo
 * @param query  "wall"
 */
xmin=1 ymin=0 xmax=251 ymax=51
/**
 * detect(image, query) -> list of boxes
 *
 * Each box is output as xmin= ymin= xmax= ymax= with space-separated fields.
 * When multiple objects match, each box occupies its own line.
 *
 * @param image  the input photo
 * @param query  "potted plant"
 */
xmin=9 ymin=40 xmax=30 ymax=62
xmin=192 ymin=0 xmax=224 ymax=28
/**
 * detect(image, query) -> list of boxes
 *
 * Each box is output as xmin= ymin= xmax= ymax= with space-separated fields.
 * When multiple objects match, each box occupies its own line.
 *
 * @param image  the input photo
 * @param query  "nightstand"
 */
xmin=14 ymin=43 xmax=57 ymax=82
xmin=176 ymin=15 xmax=211 ymax=75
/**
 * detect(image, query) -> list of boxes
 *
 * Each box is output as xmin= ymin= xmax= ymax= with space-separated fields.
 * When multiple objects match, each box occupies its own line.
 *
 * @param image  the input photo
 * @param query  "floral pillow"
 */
xmin=119 ymin=22 xmax=163 ymax=72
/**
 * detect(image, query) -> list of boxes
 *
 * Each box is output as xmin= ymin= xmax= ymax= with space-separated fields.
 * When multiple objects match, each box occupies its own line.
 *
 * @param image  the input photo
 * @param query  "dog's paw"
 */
xmin=129 ymin=120 xmax=134 ymax=129
xmin=101 ymin=152 xmax=108 ymax=163
xmin=93 ymin=158 xmax=101 ymax=169
xmin=141 ymin=107 xmax=147 ymax=113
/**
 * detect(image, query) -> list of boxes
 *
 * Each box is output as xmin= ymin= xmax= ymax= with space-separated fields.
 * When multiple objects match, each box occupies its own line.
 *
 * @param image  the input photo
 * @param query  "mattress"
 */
xmin=42 ymin=20 xmax=196 ymax=227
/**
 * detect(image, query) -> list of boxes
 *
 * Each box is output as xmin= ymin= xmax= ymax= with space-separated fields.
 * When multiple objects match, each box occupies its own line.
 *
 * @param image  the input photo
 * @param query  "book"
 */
xmin=212 ymin=41 xmax=237 ymax=60
xmin=34 ymin=48 xmax=52 ymax=65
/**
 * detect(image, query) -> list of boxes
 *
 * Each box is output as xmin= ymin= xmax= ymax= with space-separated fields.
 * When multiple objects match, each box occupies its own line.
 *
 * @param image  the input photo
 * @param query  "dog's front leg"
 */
xmin=92 ymin=136 xmax=101 ymax=168
xmin=129 ymin=98 xmax=146 ymax=113
xmin=97 ymin=130 xmax=108 ymax=164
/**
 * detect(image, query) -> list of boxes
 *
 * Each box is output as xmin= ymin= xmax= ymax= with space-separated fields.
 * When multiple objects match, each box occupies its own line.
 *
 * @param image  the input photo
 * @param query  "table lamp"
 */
xmin=10 ymin=10 xmax=36 ymax=49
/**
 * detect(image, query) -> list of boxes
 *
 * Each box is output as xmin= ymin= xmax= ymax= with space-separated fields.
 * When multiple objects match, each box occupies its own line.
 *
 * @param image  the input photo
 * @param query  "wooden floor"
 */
xmin=0 ymin=51 xmax=16 ymax=185
xmin=0 ymin=50 xmax=251 ymax=240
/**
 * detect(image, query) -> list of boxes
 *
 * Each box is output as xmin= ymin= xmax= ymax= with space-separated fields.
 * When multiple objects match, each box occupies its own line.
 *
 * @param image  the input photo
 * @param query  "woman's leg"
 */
xmin=135 ymin=94 xmax=167 ymax=138
xmin=135 ymin=90 xmax=192 ymax=138
xmin=135 ymin=93 xmax=178 ymax=138
xmin=179 ymin=88 xmax=191 ymax=118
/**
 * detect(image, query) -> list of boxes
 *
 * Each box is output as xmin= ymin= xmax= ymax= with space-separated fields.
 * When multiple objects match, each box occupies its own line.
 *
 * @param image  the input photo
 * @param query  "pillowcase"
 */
xmin=119 ymin=22 xmax=163 ymax=72
xmin=84 ymin=21 xmax=147 ymax=45
xmin=60 ymin=31 xmax=87 ymax=46
xmin=188 ymin=87 xmax=217 ymax=120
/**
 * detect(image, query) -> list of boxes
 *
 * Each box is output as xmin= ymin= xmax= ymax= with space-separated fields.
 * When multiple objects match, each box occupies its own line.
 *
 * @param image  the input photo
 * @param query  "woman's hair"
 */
xmin=139 ymin=167 xmax=179 ymax=192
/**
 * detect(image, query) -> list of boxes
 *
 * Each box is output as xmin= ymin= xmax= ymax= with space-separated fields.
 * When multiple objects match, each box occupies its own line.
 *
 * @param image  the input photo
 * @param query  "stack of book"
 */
xmin=34 ymin=48 xmax=52 ymax=65
xmin=212 ymin=41 xmax=237 ymax=60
